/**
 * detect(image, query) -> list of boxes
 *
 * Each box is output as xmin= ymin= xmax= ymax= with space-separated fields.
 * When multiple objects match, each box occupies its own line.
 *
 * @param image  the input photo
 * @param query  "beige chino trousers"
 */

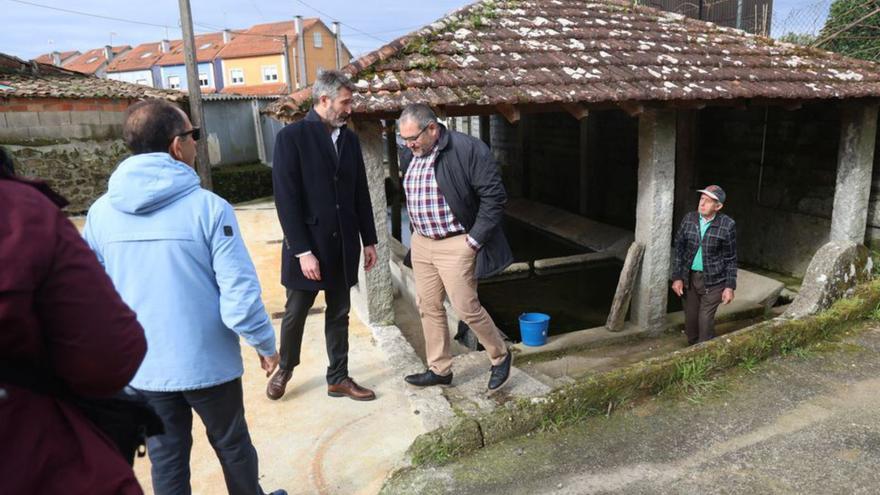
xmin=411 ymin=233 xmax=508 ymax=376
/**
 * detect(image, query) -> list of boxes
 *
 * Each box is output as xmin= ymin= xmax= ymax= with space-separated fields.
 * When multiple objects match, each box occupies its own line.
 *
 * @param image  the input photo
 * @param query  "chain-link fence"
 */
xmin=635 ymin=0 xmax=835 ymax=41
xmin=772 ymin=0 xmax=833 ymax=41
xmin=636 ymin=0 xmax=773 ymax=35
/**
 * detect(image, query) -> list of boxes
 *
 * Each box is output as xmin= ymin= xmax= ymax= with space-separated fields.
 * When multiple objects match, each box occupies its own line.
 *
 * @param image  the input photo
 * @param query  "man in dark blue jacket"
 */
xmin=671 ymin=185 xmax=737 ymax=345
xmin=398 ymin=104 xmax=514 ymax=392
xmin=268 ymin=70 xmax=378 ymax=402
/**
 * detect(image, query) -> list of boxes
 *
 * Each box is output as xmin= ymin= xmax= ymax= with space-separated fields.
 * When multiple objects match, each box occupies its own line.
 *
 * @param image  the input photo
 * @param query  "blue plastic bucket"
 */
xmin=519 ymin=313 xmax=550 ymax=346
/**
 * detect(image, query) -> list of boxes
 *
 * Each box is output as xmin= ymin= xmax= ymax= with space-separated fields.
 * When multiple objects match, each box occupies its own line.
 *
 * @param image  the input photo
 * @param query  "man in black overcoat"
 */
xmin=267 ymin=70 xmax=378 ymax=401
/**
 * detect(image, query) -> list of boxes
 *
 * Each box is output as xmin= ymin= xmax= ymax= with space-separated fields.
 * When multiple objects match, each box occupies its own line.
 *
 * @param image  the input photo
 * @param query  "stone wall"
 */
xmin=0 ymin=97 xmax=138 ymax=212
xmin=6 ymin=139 xmax=129 ymax=213
xmin=445 ymin=104 xmax=878 ymax=278
xmin=697 ymin=104 xmax=841 ymax=276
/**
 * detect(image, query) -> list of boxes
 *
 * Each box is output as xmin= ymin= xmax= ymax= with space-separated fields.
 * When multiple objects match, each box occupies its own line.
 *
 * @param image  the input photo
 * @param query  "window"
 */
xmin=168 ymin=76 xmax=181 ymax=89
xmin=313 ymin=31 xmax=323 ymax=48
xmin=135 ymin=79 xmax=149 ymax=86
xmin=86 ymin=56 xmax=98 ymax=63
xmin=199 ymin=42 xmax=213 ymax=50
xmin=140 ymin=52 xmax=153 ymax=58
xmin=199 ymin=73 xmax=209 ymax=87
xmin=261 ymin=65 xmax=278 ymax=82
xmin=231 ymin=68 xmax=244 ymax=85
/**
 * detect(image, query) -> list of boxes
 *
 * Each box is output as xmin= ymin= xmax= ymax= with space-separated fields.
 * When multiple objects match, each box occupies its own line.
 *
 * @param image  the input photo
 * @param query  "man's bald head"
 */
xmin=123 ymin=99 xmax=189 ymax=155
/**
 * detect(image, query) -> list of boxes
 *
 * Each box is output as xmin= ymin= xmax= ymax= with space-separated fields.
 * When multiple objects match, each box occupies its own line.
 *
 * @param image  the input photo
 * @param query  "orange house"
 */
xmin=217 ymin=18 xmax=352 ymax=96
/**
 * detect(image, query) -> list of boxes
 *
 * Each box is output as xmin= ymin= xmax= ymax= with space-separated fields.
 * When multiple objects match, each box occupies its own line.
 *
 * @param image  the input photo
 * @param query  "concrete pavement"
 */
xmin=75 ymin=201 xmax=426 ymax=495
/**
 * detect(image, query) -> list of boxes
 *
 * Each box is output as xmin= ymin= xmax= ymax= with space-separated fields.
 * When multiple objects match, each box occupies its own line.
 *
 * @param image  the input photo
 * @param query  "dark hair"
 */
xmin=123 ymin=99 xmax=188 ymax=154
xmin=400 ymin=103 xmax=437 ymax=129
xmin=0 ymin=147 xmax=14 ymax=178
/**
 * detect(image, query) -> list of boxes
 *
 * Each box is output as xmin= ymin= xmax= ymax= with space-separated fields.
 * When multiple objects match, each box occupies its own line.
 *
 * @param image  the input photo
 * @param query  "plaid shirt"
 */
xmin=404 ymin=144 xmax=480 ymax=249
xmin=672 ymin=211 xmax=738 ymax=289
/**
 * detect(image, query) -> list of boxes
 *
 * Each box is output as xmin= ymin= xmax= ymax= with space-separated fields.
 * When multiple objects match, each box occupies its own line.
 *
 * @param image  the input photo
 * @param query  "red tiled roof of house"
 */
xmin=34 ymin=50 xmax=80 ymax=66
xmin=157 ymin=32 xmax=229 ymax=66
xmin=220 ymin=82 xmax=288 ymax=96
xmin=108 ymin=41 xmax=180 ymax=73
xmin=266 ymin=0 xmax=880 ymax=122
xmin=64 ymin=46 xmax=129 ymax=74
xmin=0 ymin=52 xmax=186 ymax=101
xmin=216 ymin=19 xmax=318 ymax=60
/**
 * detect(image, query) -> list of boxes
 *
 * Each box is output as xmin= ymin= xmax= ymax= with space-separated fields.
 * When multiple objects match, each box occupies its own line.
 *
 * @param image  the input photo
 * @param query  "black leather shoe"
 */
xmin=488 ymin=351 xmax=513 ymax=392
xmin=405 ymin=369 xmax=453 ymax=387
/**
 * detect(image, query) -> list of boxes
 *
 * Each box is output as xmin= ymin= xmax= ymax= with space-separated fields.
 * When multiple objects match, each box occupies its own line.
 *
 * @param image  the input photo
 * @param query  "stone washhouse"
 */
xmin=264 ymin=0 xmax=880 ymax=366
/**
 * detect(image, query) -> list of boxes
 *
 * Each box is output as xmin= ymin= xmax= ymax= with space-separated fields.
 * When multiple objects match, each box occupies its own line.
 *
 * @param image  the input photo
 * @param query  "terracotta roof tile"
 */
xmin=216 ymin=19 xmax=318 ymax=60
xmin=0 ymin=53 xmax=186 ymax=101
xmin=157 ymin=32 xmax=229 ymax=66
xmin=34 ymin=51 xmax=80 ymax=66
xmin=108 ymin=41 xmax=180 ymax=73
xmin=266 ymin=0 xmax=880 ymax=121
xmin=64 ymin=46 xmax=129 ymax=74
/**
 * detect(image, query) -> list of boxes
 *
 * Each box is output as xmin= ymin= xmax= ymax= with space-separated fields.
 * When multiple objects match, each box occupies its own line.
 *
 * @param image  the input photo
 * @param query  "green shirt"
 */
xmin=691 ymin=216 xmax=714 ymax=272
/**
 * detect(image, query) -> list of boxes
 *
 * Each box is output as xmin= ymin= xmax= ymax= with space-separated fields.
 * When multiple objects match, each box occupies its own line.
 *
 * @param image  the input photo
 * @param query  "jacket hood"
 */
xmin=108 ymin=153 xmax=201 ymax=214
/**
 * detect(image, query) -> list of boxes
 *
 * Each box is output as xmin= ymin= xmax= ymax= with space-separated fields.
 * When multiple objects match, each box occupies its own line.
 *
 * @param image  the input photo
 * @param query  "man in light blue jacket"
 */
xmin=84 ymin=99 xmax=284 ymax=495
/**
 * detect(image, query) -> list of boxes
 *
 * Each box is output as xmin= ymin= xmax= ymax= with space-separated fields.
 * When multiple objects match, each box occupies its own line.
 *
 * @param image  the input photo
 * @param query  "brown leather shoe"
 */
xmin=266 ymin=369 xmax=293 ymax=400
xmin=327 ymin=377 xmax=376 ymax=401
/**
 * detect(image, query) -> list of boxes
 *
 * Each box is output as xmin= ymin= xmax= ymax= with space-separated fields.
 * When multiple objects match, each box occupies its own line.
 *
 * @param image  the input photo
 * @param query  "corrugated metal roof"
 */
xmin=266 ymin=0 xmax=880 ymax=122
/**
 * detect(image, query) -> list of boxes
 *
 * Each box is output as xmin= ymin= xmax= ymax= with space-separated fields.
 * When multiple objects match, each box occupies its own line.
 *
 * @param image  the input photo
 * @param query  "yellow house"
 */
xmin=217 ymin=19 xmax=353 ymax=96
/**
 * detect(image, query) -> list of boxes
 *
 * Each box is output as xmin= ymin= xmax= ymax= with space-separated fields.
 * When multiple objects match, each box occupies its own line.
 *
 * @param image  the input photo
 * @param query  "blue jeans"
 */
xmin=139 ymin=378 xmax=266 ymax=495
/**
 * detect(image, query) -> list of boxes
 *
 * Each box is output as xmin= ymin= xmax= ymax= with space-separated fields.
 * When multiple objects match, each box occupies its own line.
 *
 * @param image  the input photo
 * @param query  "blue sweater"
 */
xmin=84 ymin=153 xmax=276 ymax=391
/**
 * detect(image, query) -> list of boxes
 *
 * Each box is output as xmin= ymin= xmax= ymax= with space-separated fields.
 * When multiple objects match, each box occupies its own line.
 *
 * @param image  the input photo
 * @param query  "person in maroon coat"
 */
xmin=0 ymin=147 xmax=148 ymax=494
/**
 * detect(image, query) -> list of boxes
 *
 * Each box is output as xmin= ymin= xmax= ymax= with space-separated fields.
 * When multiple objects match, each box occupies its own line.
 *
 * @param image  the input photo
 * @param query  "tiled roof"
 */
xmin=108 ymin=41 xmax=180 ymax=73
xmin=157 ymin=32 xmax=229 ymax=66
xmin=34 ymin=50 xmax=80 ymax=66
xmin=216 ymin=19 xmax=318 ymax=60
xmin=64 ymin=46 xmax=129 ymax=74
xmin=266 ymin=0 xmax=880 ymax=121
xmin=0 ymin=53 xmax=186 ymax=101
xmin=220 ymin=82 xmax=288 ymax=96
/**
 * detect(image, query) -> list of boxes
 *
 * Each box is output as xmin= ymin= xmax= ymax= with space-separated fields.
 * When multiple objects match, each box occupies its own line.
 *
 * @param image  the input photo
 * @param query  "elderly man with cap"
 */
xmin=671 ymin=185 xmax=737 ymax=345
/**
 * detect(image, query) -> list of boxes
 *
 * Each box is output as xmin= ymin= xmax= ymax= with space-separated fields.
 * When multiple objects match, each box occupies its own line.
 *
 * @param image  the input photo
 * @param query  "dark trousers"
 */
xmin=278 ymin=285 xmax=350 ymax=385
xmin=139 ymin=379 xmax=266 ymax=495
xmin=684 ymin=271 xmax=724 ymax=345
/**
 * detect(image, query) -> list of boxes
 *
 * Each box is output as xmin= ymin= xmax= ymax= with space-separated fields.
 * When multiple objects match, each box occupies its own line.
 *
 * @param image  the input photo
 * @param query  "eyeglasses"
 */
xmin=177 ymin=127 xmax=201 ymax=141
xmin=398 ymin=125 xmax=427 ymax=144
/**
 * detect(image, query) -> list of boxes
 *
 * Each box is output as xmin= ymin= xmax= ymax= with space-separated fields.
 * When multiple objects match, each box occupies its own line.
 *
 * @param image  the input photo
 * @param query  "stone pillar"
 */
xmin=631 ymin=109 xmax=676 ymax=334
xmin=350 ymin=120 xmax=394 ymax=325
xmin=830 ymin=103 xmax=879 ymax=245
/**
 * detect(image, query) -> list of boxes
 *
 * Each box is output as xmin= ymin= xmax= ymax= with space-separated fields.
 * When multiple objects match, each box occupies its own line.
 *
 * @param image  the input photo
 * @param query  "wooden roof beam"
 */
xmin=496 ymin=103 xmax=520 ymax=124
xmin=561 ymin=103 xmax=590 ymax=120
xmin=619 ymin=101 xmax=644 ymax=117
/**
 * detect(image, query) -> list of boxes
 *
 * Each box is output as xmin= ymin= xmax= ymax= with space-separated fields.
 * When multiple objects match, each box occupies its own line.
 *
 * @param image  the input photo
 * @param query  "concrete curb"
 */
xmin=368 ymin=324 xmax=456 ymax=432
xmin=405 ymin=278 xmax=880 ymax=467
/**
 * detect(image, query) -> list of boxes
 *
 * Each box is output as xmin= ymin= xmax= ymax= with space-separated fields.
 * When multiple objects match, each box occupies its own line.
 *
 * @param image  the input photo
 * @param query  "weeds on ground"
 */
xmin=739 ymin=355 xmax=761 ymax=373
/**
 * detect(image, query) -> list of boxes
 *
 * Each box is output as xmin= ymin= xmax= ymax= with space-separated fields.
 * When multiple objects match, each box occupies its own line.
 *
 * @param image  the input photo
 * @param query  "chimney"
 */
xmin=160 ymin=39 xmax=171 ymax=53
xmin=51 ymin=51 xmax=61 ymax=66
xmin=294 ymin=15 xmax=307 ymax=88
xmin=103 ymin=45 xmax=114 ymax=61
xmin=332 ymin=21 xmax=342 ymax=69
xmin=222 ymin=29 xmax=232 ymax=44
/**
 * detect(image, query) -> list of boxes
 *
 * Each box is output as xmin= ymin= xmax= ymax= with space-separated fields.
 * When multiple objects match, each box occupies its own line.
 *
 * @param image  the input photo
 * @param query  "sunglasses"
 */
xmin=177 ymin=127 xmax=201 ymax=141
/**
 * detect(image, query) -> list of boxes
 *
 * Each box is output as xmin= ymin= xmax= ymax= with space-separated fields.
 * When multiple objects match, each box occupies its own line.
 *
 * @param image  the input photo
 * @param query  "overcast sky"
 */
xmin=4 ymin=0 xmax=828 ymax=61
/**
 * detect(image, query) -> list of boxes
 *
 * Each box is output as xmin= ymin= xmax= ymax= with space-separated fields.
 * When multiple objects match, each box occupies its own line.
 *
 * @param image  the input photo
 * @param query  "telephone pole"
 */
xmin=178 ymin=0 xmax=213 ymax=190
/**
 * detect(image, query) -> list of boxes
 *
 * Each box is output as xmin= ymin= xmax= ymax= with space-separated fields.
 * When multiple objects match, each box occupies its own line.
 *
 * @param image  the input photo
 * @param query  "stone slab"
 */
xmin=505 ymin=197 xmax=634 ymax=257
xmin=784 ymin=241 xmax=873 ymax=319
